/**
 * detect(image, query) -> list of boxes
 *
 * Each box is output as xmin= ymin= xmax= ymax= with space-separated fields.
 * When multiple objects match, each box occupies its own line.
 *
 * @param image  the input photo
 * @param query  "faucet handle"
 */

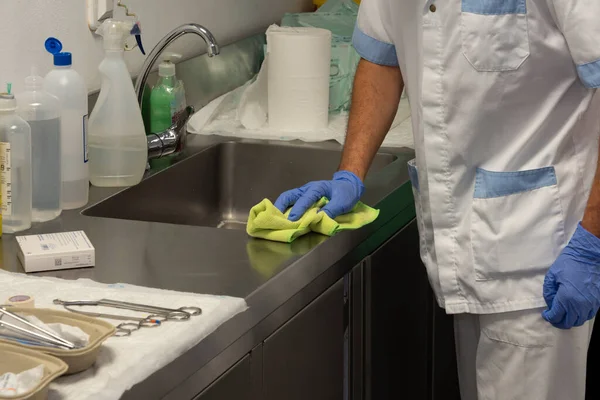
xmin=173 ymin=105 xmax=195 ymax=153
xmin=174 ymin=105 xmax=195 ymax=133
xmin=146 ymin=105 xmax=195 ymax=160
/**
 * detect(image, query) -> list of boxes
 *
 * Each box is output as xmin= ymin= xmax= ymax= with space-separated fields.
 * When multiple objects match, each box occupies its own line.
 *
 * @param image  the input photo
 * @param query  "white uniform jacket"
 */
xmin=353 ymin=0 xmax=600 ymax=313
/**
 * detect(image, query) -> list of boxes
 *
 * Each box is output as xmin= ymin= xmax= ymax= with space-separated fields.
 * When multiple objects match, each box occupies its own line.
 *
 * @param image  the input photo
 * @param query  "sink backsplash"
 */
xmin=88 ymin=34 xmax=266 ymax=115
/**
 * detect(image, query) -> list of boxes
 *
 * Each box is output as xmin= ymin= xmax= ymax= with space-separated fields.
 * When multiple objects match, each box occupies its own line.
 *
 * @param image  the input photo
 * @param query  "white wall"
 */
xmin=0 ymin=0 xmax=312 ymax=94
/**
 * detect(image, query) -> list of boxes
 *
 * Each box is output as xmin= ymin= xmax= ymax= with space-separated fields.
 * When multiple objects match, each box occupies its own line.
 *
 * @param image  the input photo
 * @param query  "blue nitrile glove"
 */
xmin=542 ymin=223 xmax=600 ymax=329
xmin=274 ymin=171 xmax=365 ymax=221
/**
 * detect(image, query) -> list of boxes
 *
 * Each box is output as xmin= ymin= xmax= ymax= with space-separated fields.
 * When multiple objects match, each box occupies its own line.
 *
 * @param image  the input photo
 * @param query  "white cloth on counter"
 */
xmin=0 ymin=365 xmax=45 ymax=398
xmin=0 ymin=270 xmax=248 ymax=400
xmin=187 ymin=75 xmax=414 ymax=149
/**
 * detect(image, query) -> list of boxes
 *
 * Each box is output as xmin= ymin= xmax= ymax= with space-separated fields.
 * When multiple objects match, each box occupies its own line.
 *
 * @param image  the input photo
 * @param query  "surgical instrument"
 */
xmin=0 ymin=307 xmax=76 ymax=349
xmin=0 ymin=333 xmax=65 ymax=349
xmin=112 ymin=320 xmax=165 ymax=337
xmin=52 ymin=304 xmax=167 ymax=325
xmin=53 ymin=299 xmax=202 ymax=321
xmin=47 ymin=306 xmax=161 ymax=338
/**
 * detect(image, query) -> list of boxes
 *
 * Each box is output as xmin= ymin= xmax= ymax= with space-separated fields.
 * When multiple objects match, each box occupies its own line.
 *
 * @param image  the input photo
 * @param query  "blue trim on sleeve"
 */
xmin=407 ymin=160 xmax=419 ymax=192
xmin=352 ymin=26 xmax=398 ymax=67
xmin=462 ymin=0 xmax=526 ymax=15
xmin=577 ymin=59 xmax=600 ymax=88
xmin=474 ymin=167 xmax=557 ymax=199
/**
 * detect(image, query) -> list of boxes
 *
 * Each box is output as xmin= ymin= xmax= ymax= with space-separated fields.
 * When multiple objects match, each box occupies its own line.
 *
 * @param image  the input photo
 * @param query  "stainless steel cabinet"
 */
xmin=195 ymin=220 xmax=460 ymax=400
xmin=262 ymin=278 xmax=345 ymax=400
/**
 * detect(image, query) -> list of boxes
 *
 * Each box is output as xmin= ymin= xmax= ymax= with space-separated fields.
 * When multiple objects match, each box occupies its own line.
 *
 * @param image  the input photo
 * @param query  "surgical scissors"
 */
xmin=53 ymin=299 xmax=202 ymax=321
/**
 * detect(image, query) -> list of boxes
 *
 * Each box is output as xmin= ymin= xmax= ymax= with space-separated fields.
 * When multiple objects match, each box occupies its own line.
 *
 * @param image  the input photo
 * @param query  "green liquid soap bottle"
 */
xmin=148 ymin=52 xmax=187 ymax=169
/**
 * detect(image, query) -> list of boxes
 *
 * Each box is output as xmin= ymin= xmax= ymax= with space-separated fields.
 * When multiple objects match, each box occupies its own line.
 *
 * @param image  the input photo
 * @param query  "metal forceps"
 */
xmin=113 ymin=320 xmax=161 ymax=337
xmin=54 ymin=299 xmax=202 ymax=337
xmin=53 ymin=299 xmax=202 ymax=321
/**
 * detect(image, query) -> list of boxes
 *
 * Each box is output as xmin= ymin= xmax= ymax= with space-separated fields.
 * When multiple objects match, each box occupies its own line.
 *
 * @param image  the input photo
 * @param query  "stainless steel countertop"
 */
xmin=0 ymin=134 xmax=415 ymax=398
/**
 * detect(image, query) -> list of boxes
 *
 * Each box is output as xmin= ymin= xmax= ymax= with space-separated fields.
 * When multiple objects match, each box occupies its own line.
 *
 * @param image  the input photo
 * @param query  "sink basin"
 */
xmin=83 ymin=142 xmax=397 ymax=229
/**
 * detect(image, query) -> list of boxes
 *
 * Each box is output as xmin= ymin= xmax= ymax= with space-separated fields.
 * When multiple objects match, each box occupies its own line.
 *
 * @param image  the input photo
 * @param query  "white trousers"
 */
xmin=454 ymin=308 xmax=594 ymax=400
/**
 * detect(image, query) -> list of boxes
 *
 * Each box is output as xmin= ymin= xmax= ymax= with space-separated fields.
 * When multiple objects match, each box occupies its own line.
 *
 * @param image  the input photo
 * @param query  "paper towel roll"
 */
xmin=266 ymin=26 xmax=332 ymax=132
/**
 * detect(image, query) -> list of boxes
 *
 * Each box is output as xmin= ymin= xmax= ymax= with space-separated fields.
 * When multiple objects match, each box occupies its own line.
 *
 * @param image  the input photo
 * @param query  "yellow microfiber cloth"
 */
xmin=246 ymin=197 xmax=380 ymax=243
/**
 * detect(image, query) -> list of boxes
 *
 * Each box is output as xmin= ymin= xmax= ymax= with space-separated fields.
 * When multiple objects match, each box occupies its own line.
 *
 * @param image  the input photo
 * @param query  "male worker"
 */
xmin=274 ymin=0 xmax=600 ymax=398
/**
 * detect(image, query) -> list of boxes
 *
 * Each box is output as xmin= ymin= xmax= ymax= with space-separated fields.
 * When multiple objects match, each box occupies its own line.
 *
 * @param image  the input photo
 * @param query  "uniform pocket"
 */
xmin=471 ymin=167 xmax=566 ymax=281
xmin=480 ymin=308 xmax=555 ymax=349
xmin=476 ymin=309 xmax=555 ymax=398
xmin=460 ymin=0 xmax=530 ymax=71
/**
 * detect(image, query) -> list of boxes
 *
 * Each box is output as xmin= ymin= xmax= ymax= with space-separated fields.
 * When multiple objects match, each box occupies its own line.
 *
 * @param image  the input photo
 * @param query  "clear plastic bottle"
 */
xmin=17 ymin=71 xmax=62 ymax=222
xmin=44 ymin=37 xmax=89 ymax=210
xmin=0 ymin=93 xmax=32 ymax=233
xmin=88 ymin=19 xmax=147 ymax=187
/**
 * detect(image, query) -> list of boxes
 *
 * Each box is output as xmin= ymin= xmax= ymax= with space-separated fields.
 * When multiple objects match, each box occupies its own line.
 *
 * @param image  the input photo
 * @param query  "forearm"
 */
xmin=338 ymin=59 xmax=404 ymax=181
xmin=582 ymin=145 xmax=600 ymax=236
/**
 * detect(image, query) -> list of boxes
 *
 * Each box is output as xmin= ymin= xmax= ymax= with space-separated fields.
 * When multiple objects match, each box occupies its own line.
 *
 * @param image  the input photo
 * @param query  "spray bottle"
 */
xmin=88 ymin=19 xmax=147 ymax=187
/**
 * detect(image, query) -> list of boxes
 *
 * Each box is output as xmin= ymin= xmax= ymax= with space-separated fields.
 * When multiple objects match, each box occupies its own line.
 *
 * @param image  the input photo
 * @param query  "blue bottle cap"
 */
xmin=54 ymin=52 xmax=72 ymax=66
xmin=45 ymin=37 xmax=72 ymax=66
xmin=45 ymin=37 xmax=63 ymax=54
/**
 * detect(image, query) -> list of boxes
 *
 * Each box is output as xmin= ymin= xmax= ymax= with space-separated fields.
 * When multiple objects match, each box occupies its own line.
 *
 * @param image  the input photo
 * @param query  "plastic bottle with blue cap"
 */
xmin=44 ymin=37 xmax=89 ymax=209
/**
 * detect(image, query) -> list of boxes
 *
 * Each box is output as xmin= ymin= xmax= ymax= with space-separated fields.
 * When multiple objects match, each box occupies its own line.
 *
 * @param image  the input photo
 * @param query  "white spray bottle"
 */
xmin=88 ymin=19 xmax=147 ymax=187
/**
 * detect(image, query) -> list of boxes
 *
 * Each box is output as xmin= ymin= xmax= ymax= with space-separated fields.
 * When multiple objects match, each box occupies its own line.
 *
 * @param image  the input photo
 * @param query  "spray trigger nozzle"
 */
xmin=130 ymin=22 xmax=141 ymax=36
xmin=97 ymin=19 xmax=144 ymax=55
xmin=130 ymin=22 xmax=145 ymax=55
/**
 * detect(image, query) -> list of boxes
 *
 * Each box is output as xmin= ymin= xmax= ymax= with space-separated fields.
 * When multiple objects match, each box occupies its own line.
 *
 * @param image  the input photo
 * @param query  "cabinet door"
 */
xmin=431 ymin=298 xmax=461 ymax=400
xmin=362 ymin=219 xmax=459 ymax=400
xmin=363 ymin=220 xmax=431 ymax=399
xmin=587 ymin=327 xmax=600 ymax=399
xmin=194 ymin=353 xmax=257 ymax=400
xmin=263 ymin=278 xmax=345 ymax=400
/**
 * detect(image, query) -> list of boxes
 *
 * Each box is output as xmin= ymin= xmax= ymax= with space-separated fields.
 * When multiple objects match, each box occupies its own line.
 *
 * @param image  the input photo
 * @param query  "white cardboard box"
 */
xmin=16 ymin=231 xmax=95 ymax=272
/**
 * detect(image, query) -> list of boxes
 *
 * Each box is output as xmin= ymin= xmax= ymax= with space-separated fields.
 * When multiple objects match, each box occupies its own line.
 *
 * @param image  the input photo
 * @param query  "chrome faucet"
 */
xmin=135 ymin=23 xmax=220 ymax=160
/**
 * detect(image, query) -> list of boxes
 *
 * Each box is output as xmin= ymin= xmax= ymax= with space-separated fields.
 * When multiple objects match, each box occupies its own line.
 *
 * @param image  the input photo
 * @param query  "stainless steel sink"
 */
xmin=83 ymin=142 xmax=397 ymax=229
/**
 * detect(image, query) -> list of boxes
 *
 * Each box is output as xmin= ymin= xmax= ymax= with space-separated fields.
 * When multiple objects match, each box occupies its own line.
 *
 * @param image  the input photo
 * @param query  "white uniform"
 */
xmin=352 ymin=0 xmax=600 ymax=398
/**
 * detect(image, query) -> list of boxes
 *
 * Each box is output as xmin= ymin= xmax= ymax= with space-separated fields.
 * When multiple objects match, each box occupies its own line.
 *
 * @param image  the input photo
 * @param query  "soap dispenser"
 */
xmin=147 ymin=52 xmax=187 ymax=168
xmin=149 ymin=52 xmax=187 ymax=135
xmin=88 ymin=19 xmax=147 ymax=187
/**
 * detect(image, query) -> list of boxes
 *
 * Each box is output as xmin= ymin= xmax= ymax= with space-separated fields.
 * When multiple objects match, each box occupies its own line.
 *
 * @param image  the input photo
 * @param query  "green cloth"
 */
xmin=246 ymin=198 xmax=380 ymax=243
